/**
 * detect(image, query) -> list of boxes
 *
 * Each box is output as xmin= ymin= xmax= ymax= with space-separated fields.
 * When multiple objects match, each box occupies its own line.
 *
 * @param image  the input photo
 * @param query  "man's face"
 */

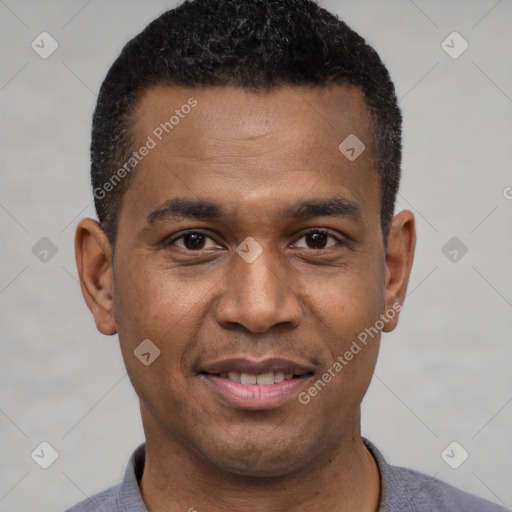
xmin=95 ymin=83 xmax=408 ymax=476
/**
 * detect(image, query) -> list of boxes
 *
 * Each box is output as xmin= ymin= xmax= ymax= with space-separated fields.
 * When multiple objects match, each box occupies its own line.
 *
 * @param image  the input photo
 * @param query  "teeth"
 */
xmin=217 ymin=371 xmax=299 ymax=385
xmin=227 ymin=371 xmax=241 ymax=382
xmin=256 ymin=372 xmax=274 ymax=385
xmin=240 ymin=373 xmax=257 ymax=385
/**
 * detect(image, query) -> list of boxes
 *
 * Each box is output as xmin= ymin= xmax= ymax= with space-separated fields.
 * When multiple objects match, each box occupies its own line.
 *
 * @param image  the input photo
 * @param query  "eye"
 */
xmin=293 ymin=229 xmax=342 ymax=250
xmin=166 ymin=230 xmax=220 ymax=251
xmin=165 ymin=228 xmax=343 ymax=252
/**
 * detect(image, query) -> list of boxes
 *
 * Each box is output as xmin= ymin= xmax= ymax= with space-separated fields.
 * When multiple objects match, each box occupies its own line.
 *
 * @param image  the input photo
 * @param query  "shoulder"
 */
xmin=390 ymin=464 xmax=508 ymax=511
xmin=63 ymin=443 xmax=146 ymax=511
xmin=362 ymin=438 xmax=508 ymax=512
xmin=63 ymin=483 xmax=121 ymax=512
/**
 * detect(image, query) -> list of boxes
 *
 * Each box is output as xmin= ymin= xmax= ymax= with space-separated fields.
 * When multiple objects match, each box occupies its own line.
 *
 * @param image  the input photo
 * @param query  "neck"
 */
xmin=139 ymin=407 xmax=380 ymax=512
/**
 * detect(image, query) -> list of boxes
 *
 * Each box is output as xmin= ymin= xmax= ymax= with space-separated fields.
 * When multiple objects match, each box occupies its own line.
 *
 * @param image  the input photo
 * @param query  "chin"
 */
xmin=207 ymin=455 xmax=304 ymax=478
xmin=195 ymin=435 xmax=315 ymax=478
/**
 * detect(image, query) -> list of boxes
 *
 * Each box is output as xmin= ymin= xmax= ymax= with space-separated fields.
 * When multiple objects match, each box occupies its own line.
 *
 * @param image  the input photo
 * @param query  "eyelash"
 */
xmin=165 ymin=228 xmax=344 ymax=250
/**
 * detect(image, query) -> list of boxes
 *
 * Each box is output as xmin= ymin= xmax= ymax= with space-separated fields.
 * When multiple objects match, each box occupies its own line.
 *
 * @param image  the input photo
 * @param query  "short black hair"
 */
xmin=91 ymin=0 xmax=402 ymax=249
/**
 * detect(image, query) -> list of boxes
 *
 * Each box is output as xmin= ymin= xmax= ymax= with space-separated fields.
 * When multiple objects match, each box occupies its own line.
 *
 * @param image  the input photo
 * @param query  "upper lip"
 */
xmin=200 ymin=357 xmax=315 ymax=376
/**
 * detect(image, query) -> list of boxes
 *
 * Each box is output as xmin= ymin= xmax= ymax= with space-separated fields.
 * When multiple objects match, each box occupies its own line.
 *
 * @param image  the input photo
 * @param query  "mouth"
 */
xmin=198 ymin=358 xmax=314 ymax=410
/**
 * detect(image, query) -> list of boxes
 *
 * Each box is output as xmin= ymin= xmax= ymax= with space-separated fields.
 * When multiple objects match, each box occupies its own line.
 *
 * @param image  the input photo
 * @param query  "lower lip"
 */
xmin=201 ymin=374 xmax=312 ymax=410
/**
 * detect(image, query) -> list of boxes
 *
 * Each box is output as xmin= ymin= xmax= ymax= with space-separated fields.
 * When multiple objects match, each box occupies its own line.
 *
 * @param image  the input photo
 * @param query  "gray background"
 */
xmin=0 ymin=0 xmax=511 ymax=510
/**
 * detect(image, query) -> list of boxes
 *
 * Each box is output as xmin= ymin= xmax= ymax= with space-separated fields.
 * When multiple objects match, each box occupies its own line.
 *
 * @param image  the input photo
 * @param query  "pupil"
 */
xmin=184 ymin=233 xmax=205 ymax=250
xmin=307 ymin=232 xmax=327 ymax=249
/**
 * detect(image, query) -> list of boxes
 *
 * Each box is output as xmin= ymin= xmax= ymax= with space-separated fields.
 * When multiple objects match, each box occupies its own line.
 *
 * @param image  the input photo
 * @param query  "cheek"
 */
xmin=112 ymin=263 xmax=199 ymax=421
xmin=304 ymin=258 xmax=385 ymax=341
xmin=299 ymin=288 xmax=382 ymax=434
xmin=113 ymin=258 xmax=209 ymax=338
xmin=112 ymin=258 xmax=216 ymax=388
xmin=112 ymin=262 xmax=187 ymax=382
xmin=299 ymin=261 xmax=384 ymax=401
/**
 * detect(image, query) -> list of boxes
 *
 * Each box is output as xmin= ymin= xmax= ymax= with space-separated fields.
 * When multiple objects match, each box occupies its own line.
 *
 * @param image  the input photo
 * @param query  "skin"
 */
xmin=75 ymin=82 xmax=416 ymax=512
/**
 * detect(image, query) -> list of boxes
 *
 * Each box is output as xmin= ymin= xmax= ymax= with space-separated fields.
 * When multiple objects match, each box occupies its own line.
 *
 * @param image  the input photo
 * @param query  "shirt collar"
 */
xmin=116 ymin=442 xmax=148 ymax=511
xmin=362 ymin=437 xmax=417 ymax=511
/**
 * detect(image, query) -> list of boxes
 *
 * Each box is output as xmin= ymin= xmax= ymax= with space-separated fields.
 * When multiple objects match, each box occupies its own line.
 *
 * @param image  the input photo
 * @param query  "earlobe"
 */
xmin=382 ymin=210 xmax=416 ymax=333
xmin=74 ymin=218 xmax=117 ymax=335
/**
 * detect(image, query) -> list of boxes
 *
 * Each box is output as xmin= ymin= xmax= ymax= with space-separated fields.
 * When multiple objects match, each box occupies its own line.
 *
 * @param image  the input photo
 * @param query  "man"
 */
xmin=69 ymin=0 xmax=507 ymax=510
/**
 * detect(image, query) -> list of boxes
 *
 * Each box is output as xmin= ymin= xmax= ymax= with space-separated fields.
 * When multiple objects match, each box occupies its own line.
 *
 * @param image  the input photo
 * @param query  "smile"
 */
xmin=207 ymin=370 xmax=297 ymax=385
xmin=200 ymin=372 xmax=313 ymax=410
xmin=198 ymin=357 xmax=315 ymax=409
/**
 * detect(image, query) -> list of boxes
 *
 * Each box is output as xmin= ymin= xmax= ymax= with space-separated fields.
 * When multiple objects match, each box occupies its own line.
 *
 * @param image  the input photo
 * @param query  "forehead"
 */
xmin=131 ymin=82 xmax=374 ymax=155
xmin=120 ymin=82 xmax=381 ymax=232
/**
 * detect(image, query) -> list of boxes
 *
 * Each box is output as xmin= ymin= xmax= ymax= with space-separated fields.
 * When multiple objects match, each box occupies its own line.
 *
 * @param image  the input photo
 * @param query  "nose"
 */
xmin=213 ymin=244 xmax=303 ymax=334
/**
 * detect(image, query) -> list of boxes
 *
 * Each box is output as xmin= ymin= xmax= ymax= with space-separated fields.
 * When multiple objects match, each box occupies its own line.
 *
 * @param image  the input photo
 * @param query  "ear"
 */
xmin=382 ymin=210 xmax=416 ymax=332
xmin=74 ymin=218 xmax=117 ymax=335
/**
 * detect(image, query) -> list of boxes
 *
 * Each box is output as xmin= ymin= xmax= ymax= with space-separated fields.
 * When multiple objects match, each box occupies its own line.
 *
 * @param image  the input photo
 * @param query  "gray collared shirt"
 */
xmin=64 ymin=437 xmax=508 ymax=511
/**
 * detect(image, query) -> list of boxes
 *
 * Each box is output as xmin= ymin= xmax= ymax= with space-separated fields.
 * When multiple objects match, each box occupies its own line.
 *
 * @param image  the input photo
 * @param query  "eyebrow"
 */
xmin=145 ymin=196 xmax=362 ymax=226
